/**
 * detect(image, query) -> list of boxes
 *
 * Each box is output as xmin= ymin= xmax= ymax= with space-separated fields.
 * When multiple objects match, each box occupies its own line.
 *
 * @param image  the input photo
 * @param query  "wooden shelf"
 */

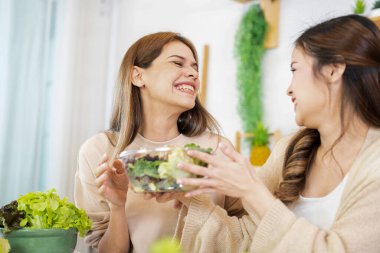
xmin=371 ymin=16 xmax=380 ymax=28
xmin=261 ymin=0 xmax=280 ymax=48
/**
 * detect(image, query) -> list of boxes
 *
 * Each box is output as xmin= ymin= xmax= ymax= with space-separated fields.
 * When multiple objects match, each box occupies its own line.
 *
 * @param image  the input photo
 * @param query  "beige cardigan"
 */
xmin=74 ymin=132 xmax=245 ymax=253
xmin=175 ymin=127 xmax=380 ymax=253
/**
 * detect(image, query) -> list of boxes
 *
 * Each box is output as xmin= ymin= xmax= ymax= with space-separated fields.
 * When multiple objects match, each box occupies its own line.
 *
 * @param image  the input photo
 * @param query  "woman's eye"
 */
xmin=173 ymin=61 xmax=183 ymax=67
xmin=290 ymin=68 xmax=296 ymax=72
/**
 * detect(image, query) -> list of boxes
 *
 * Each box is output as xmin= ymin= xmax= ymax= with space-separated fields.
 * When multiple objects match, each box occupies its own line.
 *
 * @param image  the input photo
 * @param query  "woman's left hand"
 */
xmin=177 ymin=142 xmax=259 ymax=198
xmin=177 ymin=142 xmax=277 ymax=218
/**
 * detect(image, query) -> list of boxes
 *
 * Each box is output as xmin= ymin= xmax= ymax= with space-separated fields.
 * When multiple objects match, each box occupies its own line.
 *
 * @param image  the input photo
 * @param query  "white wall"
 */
xmin=103 ymin=0 xmax=377 ymax=147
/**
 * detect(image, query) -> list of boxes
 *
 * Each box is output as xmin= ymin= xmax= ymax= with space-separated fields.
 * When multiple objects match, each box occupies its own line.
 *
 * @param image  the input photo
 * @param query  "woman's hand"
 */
xmin=95 ymin=154 xmax=129 ymax=209
xmin=177 ymin=142 xmax=257 ymax=199
xmin=177 ymin=142 xmax=277 ymax=218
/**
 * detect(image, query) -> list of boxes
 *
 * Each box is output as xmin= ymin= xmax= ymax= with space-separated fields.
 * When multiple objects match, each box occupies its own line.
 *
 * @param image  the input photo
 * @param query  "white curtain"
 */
xmin=45 ymin=0 xmax=118 ymax=203
xmin=0 ymin=0 xmax=57 ymax=204
xmin=0 ymin=0 xmax=117 ymax=203
xmin=44 ymin=1 xmax=118 ymax=252
xmin=0 ymin=1 xmax=118 ymax=251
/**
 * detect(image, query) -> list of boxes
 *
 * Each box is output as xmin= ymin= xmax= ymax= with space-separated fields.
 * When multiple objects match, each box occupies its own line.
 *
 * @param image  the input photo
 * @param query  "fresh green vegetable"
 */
xmin=158 ymin=147 xmax=196 ymax=179
xmin=0 ymin=238 xmax=11 ymax=253
xmin=150 ymin=237 xmax=181 ymax=253
xmin=184 ymin=143 xmax=213 ymax=154
xmin=13 ymin=189 xmax=92 ymax=237
xmin=128 ymin=159 xmax=162 ymax=179
xmin=0 ymin=190 xmax=92 ymax=237
xmin=0 ymin=201 xmax=25 ymax=233
xmin=126 ymin=144 xmax=213 ymax=192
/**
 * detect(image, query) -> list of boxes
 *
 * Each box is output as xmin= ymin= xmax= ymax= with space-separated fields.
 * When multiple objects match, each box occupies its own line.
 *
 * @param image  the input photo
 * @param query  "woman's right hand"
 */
xmin=95 ymin=154 xmax=129 ymax=209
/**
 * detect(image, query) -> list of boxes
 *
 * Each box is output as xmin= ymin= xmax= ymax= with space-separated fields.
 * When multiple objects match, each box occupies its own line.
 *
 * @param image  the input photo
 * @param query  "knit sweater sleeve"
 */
xmin=178 ymin=195 xmax=256 ymax=253
xmin=177 ymin=130 xmax=380 ymax=252
xmin=74 ymin=133 xmax=119 ymax=248
xmin=250 ymin=177 xmax=380 ymax=253
xmin=249 ymin=131 xmax=380 ymax=253
xmin=175 ymin=136 xmax=290 ymax=252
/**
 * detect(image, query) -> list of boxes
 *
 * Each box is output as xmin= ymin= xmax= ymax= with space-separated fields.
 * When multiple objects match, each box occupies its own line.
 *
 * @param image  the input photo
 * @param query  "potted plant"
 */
xmin=0 ymin=189 xmax=92 ymax=253
xmin=369 ymin=0 xmax=380 ymax=17
xmin=250 ymin=121 xmax=271 ymax=166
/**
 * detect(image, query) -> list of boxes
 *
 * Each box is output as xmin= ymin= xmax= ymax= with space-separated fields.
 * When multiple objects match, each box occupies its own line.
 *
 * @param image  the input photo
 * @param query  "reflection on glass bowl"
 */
xmin=119 ymin=146 xmax=210 ymax=193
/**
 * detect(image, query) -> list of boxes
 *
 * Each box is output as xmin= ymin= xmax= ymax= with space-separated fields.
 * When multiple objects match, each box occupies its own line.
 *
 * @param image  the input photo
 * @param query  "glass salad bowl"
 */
xmin=119 ymin=144 xmax=212 ymax=192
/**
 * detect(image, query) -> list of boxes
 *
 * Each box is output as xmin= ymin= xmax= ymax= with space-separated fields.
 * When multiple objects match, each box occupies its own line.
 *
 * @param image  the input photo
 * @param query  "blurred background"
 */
xmin=0 ymin=0 xmax=376 ymax=250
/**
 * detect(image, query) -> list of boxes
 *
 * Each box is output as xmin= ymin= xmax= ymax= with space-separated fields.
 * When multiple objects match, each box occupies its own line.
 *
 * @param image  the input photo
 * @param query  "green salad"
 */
xmin=0 ymin=189 xmax=92 ymax=237
xmin=122 ymin=143 xmax=212 ymax=192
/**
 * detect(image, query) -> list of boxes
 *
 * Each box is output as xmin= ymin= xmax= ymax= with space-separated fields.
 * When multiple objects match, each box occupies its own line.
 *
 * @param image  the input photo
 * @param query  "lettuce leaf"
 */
xmin=0 ymin=238 xmax=11 ymax=253
xmin=0 ymin=201 xmax=25 ymax=233
xmin=16 ymin=189 xmax=92 ymax=237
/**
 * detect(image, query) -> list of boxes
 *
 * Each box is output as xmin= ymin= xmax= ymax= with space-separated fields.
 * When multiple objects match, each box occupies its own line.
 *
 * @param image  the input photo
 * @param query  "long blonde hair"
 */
xmin=106 ymin=32 xmax=220 ymax=159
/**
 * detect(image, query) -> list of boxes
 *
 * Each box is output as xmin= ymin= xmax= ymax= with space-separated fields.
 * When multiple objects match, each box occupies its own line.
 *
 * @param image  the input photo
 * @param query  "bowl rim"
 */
xmin=119 ymin=146 xmax=185 ymax=158
xmin=0 ymin=227 xmax=77 ymax=237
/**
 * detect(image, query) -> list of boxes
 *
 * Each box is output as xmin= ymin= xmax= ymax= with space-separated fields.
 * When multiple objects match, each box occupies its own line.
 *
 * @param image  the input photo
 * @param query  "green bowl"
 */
xmin=0 ymin=228 xmax=77 ymax=253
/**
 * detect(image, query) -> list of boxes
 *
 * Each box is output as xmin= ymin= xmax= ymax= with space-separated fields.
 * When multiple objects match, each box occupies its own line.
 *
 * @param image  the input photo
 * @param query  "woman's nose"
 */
xmin=185 ymin=67 xmax=199 ymax=79
xmin=286 ymin=85 xmax=293 ymax=96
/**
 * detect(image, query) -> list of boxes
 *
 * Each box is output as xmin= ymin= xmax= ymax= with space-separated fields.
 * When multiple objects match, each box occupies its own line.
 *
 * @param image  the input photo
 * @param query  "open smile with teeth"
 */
xmin=176 ymin=84 xmax=195 ymax=94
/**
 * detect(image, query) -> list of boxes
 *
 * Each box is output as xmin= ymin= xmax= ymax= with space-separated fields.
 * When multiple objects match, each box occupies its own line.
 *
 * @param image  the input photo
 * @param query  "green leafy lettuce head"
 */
xmin=16 ymin=189 xmax=92 ymax=237
xmin=157 ymin=144 xmax=212 ymax=179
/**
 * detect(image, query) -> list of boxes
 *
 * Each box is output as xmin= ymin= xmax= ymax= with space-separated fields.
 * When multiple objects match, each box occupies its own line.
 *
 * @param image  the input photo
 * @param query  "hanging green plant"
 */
xmin=235 ymin=4 xmax=267 ymax=146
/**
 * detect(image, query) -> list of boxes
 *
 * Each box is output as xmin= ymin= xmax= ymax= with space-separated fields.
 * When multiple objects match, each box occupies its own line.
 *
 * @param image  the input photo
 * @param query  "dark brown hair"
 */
xmin=275 ymin=15 xmax=380 ymax=204
xmin=106 ymin=32 xmax=220 ymax=159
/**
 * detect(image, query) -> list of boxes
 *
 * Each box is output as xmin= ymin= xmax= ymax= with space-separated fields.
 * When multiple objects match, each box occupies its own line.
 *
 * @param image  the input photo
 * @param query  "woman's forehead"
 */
xmin=161 ymin=41 xmax=196 ymax=60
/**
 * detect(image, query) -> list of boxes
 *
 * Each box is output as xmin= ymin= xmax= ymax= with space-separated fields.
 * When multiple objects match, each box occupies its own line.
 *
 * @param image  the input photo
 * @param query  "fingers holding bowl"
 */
xmin=177 ymin=162 xmax=213 ymax=178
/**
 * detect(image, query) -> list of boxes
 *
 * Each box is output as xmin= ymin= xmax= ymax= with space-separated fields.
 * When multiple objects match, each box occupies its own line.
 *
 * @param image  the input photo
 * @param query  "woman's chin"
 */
xmin=178 ymin=100 xmax=196 ymax=110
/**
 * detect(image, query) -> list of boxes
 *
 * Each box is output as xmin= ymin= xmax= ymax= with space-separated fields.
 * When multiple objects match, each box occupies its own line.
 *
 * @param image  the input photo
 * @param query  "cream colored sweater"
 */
xmin=175 ymin=127 xmax=380 ymax=253
xmin=74 ymin=132 xmax=245 ymax=253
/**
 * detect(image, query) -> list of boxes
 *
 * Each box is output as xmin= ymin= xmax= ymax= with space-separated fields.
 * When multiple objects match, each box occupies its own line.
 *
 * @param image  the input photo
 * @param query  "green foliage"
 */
xmin=235 ymin=4 xmax=267 ymax=144
xmin=150 ymin=237 xmax=181 ymax=253
xmin=0 ymin=201 xmax=25 ymax=233
xmin=373 ymin=0 xmax=380 ymax=9
xmin=129 ymin=159 xmax=162 ymax=179
xmin=184 ymin=143 xmax=212 ymax=154
xmin=252 ymin=121 xmax=270 ymax=146
xmin=353 ymin=0 xmax=366 ymax=14
xmin=16 ymin=189 xmax=92 ymax=237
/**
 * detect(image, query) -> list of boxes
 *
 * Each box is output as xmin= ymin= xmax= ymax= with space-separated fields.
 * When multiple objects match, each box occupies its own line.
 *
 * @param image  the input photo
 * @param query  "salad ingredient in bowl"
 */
xmin=120 ymin=143 xmax=212 ymax=192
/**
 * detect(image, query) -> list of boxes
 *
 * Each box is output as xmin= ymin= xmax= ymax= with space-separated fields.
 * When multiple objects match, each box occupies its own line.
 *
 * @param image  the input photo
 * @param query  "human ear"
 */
xmin=131 ymin=66 xmax=145 ymax=87
xmin=324 ymin=63 xmax=346 ymax=83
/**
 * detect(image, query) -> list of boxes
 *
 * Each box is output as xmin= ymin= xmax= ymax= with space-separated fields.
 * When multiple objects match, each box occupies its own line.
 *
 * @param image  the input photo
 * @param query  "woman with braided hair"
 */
xmin=171 ymin=14 xmax=380 ymax=252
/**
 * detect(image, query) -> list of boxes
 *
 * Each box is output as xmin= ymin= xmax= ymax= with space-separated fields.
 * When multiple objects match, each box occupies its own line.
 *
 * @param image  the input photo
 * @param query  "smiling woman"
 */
xmin=172 ymin=14 xmax=380 ymax=253
xmin=74 ymin=32 xmax=245 ymax=253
